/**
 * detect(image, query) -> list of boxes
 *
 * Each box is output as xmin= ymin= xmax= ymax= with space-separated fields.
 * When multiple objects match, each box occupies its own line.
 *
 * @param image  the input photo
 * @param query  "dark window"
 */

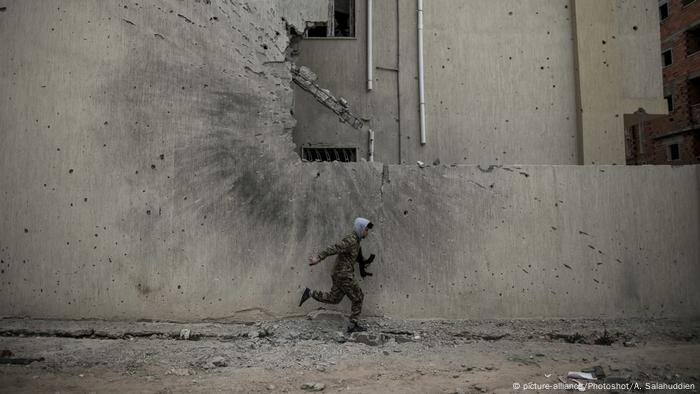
xmin=689 ymin=77 xmax=700 ymax=106
xmin=682 ymin=0 xmax=696 ymax=7
xmin=304 ymin=0 xmax=355 ymax=38
xmin=669 ymin=143 xmax=680 ymax=161
xmin=302 ymin=147 xmax=357 ymax=162
xmin=306 ymin=22 xmax=329 ymax=38
xmin=662 ymin=50 xmax=673 ymax=66
xmin=666 ymin=94 xmax=674 ymax=112
xmin=660 ymin=3 xmax=669 ymax=20
xmin=687 ymin=26 xmax=700 ymax=55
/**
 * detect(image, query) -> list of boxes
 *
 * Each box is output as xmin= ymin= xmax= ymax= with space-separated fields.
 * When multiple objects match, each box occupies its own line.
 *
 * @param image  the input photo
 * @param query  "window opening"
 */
xmin=302 ymin=147 xmax=358 ymax=162
xmin=687 ymin=25 xmax=700 ymax=56
xmin=660 ymin=3 xmax=669 ymax=20
xmin=304 ymin=0 xmax=355 ymax=38
xmin=669 ymin=143 xmax=680 ymax=161
xmin=662 ymin=49 xmax=673 ymax=66
xmin=666 ymin=94 xmax=674 ymax=112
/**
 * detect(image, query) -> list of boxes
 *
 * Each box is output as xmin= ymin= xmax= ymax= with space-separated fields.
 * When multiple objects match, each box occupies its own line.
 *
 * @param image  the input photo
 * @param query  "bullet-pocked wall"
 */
xmin=1 ymin=0 xmax=699 ymax=322
xmin=294 ymin=0 xmax=667 ymax=165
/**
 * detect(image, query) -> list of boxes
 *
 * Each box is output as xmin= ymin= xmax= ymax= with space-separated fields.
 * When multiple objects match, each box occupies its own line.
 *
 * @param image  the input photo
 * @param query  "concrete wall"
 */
xmin=1 ymin=1 xmax=699 ymax=322
xmin=295 ymin=0 xmax=668 ymax=165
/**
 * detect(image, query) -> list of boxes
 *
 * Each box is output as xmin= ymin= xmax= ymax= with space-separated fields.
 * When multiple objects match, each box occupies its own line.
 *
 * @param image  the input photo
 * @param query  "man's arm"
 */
xmin=309 ymin=236 xmax=353 ymax=266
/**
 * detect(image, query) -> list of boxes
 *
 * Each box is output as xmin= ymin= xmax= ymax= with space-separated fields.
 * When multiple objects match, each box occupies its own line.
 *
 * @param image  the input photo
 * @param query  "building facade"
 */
xmin=294 ymin=0 xmax=667 ymax=165
xmin=626 ymin=0 xmax=700 ymax=165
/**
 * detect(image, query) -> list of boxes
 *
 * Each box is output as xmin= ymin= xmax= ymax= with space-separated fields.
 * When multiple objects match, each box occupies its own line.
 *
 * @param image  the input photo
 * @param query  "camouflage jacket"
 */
xmin=318 ymin=233 xmax=360 ymax=278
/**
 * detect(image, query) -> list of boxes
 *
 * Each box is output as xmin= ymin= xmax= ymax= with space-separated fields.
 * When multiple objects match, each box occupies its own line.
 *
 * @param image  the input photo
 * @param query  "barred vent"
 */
xmin=302 ymin=147 xmax=357 ymax=162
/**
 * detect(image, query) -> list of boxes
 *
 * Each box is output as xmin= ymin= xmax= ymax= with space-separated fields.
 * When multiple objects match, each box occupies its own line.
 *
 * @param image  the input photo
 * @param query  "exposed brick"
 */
xmin=626 ymin=0 xmax=700 ymax=165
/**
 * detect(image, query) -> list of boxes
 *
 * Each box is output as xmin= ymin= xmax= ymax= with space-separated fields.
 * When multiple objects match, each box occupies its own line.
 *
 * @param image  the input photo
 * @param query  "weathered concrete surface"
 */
xmin=0 ymin=1 xmax=699 ymax=322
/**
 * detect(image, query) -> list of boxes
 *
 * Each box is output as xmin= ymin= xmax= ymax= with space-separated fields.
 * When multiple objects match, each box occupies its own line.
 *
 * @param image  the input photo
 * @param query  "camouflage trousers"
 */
xmin=311 ymin=274 xmax=364 ymax=322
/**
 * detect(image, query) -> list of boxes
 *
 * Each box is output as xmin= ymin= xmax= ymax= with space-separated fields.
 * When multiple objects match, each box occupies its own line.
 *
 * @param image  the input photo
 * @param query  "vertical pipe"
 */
xmin=368 ymin=129 xmax=375 ymax=162
xmin=367 ymin=0 xmax=373 ymax=91
xmin=417 ymin=0 xmax=427 ymax=145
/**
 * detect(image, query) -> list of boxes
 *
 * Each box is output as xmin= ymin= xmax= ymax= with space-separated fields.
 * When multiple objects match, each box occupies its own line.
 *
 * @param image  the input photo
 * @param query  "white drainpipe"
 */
xmin=368 ymin=128 xmax=375 ymax=162
xmin=417 ymin=0 xmax=427 ymax=145
xmin=367 ymin=0 xmax=373 ymax=91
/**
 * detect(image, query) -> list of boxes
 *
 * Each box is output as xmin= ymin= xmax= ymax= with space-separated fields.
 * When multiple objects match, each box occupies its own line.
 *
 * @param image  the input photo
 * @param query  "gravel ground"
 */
xmin=0 ymin=313 xmax=698 ymax=393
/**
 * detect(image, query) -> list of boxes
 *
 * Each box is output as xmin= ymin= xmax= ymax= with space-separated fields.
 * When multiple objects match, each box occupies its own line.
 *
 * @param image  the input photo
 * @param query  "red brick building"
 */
xmin=626 ymin=0 xmax=700 ymax=165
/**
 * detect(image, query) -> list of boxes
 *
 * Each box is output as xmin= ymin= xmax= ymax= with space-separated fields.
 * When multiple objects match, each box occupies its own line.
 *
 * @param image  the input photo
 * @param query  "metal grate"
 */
xmin=302 ymin=147 xmax=357 ymax=162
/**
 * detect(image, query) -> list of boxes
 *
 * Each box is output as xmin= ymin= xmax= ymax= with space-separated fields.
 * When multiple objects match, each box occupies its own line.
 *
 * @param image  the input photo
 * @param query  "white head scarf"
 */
xmin=353 ymin=217 xmax=371 ymax=239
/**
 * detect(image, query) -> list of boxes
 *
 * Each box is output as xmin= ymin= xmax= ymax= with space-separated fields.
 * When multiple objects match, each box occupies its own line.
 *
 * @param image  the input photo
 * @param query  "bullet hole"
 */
xmin=24 ymin=228 xmax=28 ymax=233
xmin=151 ymin=164 xmax=156 ymax=169
xmin=84 ymin=198 xmax=88 ymax=202
xmin=159 ymin=154 xmax=165 ymax=160
xmin=68 ymin=169 xmax=74 ymax=174
xmin=135 ymin=170 xmax=139 ymax=174
xmin=633 ymin=26 xmax=638 ymax=31
xmin=177 ymin=285 xmax=181 ymax=289
xmin=403 ymin=210 xmax=408 ymax=215
xmin=0 ymin=7 xmax=6 ymax=12
xmin=602 ymin=40 xmax=606 ymax=45
xmin=508 ymin=11 xmax=513 ymax=15
xmin=57 ymin=148 xmax=60 ymax=151
xmin=540 ymin=66 xmax=544 ymax=70
xmin=104 ymin=121 xmax=109 ymax=125
xmin=146 ymin=210 xmax=151 ymax=215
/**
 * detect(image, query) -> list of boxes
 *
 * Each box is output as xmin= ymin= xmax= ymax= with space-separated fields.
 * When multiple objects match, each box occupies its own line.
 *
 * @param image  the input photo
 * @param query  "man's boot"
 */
xmin=298 ymin=288 xmax=311 ymax=307
xmin=347 ymin=321 xmax=367 ymax=333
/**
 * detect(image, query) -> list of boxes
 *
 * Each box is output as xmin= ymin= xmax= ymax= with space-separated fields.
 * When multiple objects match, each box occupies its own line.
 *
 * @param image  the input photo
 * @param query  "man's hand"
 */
xmin=309 ymin=255 xmax=321 ymax=266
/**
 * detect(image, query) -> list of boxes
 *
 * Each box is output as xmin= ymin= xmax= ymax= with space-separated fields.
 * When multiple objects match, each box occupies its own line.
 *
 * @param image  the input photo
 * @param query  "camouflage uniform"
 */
xmin=311 ymin=233 xmax=364 ymax=322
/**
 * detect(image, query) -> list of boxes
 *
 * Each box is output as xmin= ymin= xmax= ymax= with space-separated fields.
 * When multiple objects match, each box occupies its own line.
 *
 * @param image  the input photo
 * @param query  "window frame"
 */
xmin=659 ymin=2 xmax=669 ymax=21
xmin=304 ymin=0 xmax=356 ymax=40
xmin=668 ymin=143 xmax=681 ymax=161
xmin=662 ymin=49 xmax=674 ymax=67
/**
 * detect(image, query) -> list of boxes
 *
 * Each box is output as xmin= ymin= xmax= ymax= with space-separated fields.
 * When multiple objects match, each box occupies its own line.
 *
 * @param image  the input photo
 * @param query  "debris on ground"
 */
xmin=301 ymin=382 xmax=325 ymax=391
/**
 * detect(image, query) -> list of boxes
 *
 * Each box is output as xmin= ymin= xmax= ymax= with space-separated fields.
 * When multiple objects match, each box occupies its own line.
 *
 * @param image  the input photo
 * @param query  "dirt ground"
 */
xmin=0 ymin=315 xmax=698 ymax=393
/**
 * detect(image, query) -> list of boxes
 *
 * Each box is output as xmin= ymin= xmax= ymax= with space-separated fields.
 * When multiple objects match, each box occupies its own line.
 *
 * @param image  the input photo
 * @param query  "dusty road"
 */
xmin=1 ymin=315 xmax=698 ymax=393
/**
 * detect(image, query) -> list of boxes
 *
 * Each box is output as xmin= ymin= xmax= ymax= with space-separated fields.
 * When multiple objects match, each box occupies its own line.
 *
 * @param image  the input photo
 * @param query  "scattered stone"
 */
xmin=301 ymin=382 xmax=325 ymax=391
xmin=623 ymin=340 xmax=636 ymax=347
xmin=333 ymin=331 xmax=347 ymax=343
xmin=307 ymin=310 xmax=348 ymax=322
xmin=201 ymin=356 xmax=228 ymax=369
xmin=266 ymin=384 xmax=276 ymax=391
xmin=351 ymin=333 xmax=389 ymax=347
xmin=179 ymin=328 xmax=190 ymax=340
xmin=166 ymin=368 xmax=190 ymax=376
